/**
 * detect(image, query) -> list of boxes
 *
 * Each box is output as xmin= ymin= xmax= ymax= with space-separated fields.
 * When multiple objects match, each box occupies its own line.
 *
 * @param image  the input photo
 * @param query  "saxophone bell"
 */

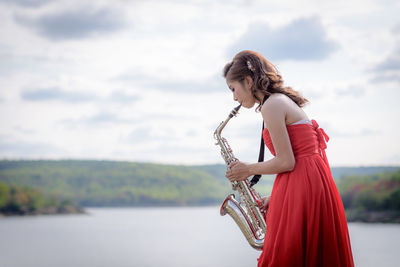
xmin=220 ymin=194 xmax=264 ymax=250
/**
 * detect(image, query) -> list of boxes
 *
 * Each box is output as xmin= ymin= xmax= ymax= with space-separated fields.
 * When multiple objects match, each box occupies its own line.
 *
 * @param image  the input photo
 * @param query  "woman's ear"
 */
xmin=245 ymin=75 xmax=253 ymax=89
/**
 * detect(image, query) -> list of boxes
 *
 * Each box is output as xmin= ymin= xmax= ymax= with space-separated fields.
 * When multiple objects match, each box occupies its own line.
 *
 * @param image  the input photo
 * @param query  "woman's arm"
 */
xmin=226 ymin=96 xmax=295 ymax=181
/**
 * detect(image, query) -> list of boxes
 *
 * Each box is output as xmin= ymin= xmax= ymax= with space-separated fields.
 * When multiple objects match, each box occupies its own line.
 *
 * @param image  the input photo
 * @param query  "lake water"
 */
xmin=0 ymin=207 xmax=399 ymax=267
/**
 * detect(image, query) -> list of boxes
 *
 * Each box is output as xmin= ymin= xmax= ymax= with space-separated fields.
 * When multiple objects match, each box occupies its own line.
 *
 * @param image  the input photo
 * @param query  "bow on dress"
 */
xmin=311 ymin=120 xmax=330 ymax=166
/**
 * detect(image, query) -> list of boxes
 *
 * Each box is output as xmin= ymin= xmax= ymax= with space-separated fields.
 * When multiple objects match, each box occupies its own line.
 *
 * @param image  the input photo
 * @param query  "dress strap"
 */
xmin=311 ymin=120 xmax=330 ymax=166
xmin=249 ymin=95 xmax=269 ymax=187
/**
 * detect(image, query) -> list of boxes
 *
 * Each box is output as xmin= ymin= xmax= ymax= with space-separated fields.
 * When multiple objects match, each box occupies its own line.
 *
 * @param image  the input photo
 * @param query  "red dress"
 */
xmin=257 ymin=120 xmax=354 ymax=267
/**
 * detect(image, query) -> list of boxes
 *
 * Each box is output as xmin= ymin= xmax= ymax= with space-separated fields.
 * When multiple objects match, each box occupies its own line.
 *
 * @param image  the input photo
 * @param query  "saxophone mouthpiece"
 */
xmin=229 ymin=104 xmax=242 ymax=118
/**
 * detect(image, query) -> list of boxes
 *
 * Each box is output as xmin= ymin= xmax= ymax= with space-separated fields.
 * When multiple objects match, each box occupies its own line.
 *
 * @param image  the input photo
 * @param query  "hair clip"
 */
xmin=247 ymin=60 xmax=255 ymax=72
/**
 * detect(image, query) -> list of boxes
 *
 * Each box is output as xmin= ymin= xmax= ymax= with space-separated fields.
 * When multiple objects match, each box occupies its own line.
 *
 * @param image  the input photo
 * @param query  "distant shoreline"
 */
xmin=2 ymin=205 xmax=400 ymax=224
xmin=0 ymin=205 xmax=86 ymax=217
xmin=345 ymin=209 xmax=400 ymax=223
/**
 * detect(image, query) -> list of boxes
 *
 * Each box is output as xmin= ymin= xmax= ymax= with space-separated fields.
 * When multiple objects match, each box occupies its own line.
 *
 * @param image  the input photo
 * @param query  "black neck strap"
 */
xmin=249 ymin=95 xmax=268 ymax=187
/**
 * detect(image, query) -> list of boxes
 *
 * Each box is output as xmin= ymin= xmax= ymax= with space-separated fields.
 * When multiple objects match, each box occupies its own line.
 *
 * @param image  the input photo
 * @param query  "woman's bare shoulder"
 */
xmin=261 ymin=94 xmax=287 ymax=123
xmin=262 ymin=93 xmax=290 ymax=112
xmin=263 ymin=93 xmax=308 ymax=125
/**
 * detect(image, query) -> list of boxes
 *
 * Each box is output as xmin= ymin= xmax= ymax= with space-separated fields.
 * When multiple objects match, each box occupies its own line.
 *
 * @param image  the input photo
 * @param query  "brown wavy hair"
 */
xmin=223 ymin=50 xmax=308 ymax=111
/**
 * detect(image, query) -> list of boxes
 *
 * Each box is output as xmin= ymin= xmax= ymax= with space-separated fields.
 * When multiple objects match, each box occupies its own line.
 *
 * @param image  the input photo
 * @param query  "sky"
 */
xmin=0 ymin=0 xmax=399 ymax=166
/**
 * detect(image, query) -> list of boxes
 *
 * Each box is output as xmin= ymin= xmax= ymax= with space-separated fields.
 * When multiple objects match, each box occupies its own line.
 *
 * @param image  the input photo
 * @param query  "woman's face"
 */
xmin=226 ymin=78 xmax=255 ymax=108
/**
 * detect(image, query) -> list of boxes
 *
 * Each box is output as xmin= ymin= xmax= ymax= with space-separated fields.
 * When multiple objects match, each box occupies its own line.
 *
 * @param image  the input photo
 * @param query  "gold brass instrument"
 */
xmin=213 ymin=105 xmax=266 ymax=250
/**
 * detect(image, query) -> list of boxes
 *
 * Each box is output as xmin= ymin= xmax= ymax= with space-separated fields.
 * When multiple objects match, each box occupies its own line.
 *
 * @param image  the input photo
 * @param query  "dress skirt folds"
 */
xmin=257 ymin=120 xmax=354 ymax=267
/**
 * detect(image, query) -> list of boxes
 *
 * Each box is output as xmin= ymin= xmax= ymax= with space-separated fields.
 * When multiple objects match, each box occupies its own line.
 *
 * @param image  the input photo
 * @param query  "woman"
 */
xmin=224 ymin=50 xmax=354 ymax=267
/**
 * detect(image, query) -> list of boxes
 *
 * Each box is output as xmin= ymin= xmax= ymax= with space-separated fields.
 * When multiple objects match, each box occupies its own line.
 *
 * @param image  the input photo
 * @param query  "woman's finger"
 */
xmin=229 ymin=161 xmax=239 ymax=168
xmin=225 ymin=170 xmax=235 ymax=182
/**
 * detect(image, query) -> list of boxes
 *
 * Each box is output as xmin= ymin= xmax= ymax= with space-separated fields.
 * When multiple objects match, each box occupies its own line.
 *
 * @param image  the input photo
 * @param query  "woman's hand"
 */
xmin=260 ymin=195 xmax=271 ymax=215
xmin=225 ymin=160 xmax=251 ymax=182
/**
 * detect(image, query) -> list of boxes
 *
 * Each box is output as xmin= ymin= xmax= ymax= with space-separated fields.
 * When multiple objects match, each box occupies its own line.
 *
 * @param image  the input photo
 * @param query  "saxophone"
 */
xmin=213 ymin=104 xmax=266 ymax=250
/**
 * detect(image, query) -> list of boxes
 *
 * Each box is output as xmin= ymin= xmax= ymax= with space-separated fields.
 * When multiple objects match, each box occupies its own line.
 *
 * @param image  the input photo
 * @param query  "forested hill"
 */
xmin=331 ymin=166 xmax=400 ymax=179
xmin=0 ymin=160 xmax=398 ymax=207
xmin=336 ymin=168 xmax=400 ymax=222
xmin=0 ymin=160 xmax=231 ymax=207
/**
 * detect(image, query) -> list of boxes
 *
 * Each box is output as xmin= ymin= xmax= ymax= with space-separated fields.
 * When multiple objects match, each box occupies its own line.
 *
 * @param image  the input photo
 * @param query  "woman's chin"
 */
xmin=243 ymin=102 xmax=255 ymax=109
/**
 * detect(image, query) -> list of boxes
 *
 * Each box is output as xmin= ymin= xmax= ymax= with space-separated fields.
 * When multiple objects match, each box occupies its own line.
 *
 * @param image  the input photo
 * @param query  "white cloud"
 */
xmin=228 ymin=16 xmax=339 ymax=61
xmin=0 ymin=0 xmax=51 ymax=8
xmin=21 ymin=87 xmax=95 ymax=102
xmin=14 ymin=7 xmax=127 ymax=41
xmin=0 ymin=0 xmax=399 ymax=166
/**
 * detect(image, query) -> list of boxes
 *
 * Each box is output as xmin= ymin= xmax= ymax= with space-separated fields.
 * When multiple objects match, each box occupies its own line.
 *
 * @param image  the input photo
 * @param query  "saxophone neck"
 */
xmin=214 ymin=104 xmax=242 ymax=137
